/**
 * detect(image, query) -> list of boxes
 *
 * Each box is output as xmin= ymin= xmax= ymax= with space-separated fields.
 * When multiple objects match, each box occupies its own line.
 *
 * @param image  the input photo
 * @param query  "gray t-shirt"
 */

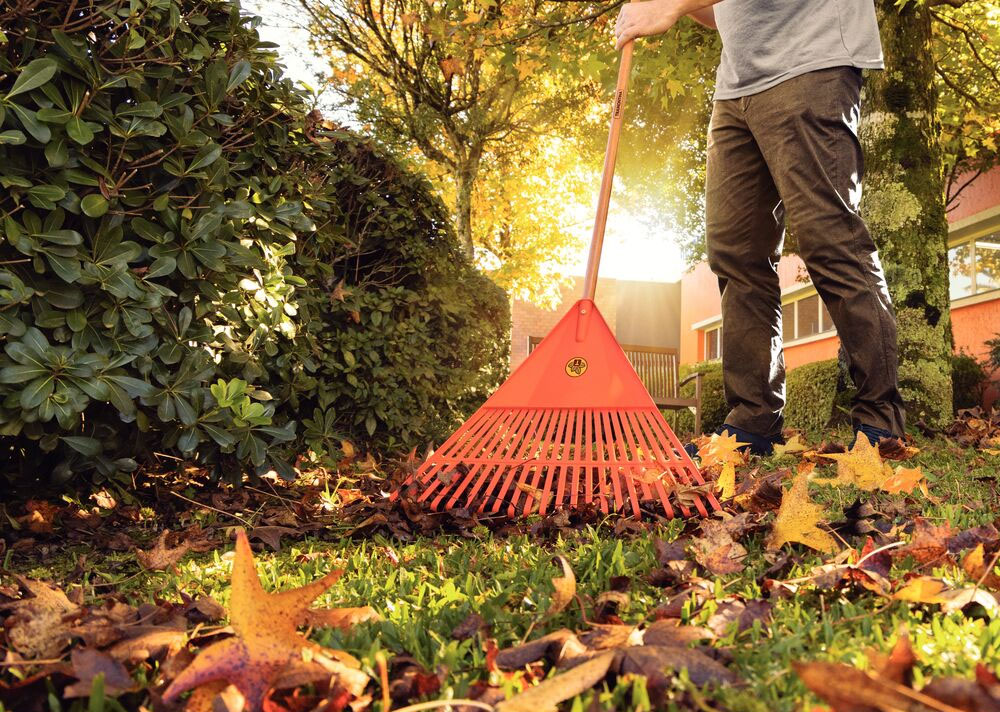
xmin=713 ymin=0 xmax=884 ymax=100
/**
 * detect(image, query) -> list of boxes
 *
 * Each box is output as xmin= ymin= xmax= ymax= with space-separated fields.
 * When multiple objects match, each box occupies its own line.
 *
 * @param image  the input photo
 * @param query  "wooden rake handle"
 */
xmin=581 ymin=1 xmax=638 ymax=301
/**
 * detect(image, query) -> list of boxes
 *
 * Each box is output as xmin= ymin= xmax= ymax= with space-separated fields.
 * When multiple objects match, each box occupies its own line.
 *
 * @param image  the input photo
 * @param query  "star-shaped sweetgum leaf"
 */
xmin=162 ymin=529 xmax=373 ymax=711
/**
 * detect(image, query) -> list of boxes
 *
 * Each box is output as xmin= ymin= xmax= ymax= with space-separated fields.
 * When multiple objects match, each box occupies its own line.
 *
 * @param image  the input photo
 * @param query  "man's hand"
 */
xmin=613 ymin=0 xmax=718 ymax=49
xmin=614 ymin=0 xmax=681 ymax=50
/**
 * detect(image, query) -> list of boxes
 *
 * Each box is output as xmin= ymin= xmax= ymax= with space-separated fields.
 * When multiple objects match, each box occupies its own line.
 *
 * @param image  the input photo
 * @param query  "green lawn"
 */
xmin=4 ymin=426 xmax=1000 ymax=711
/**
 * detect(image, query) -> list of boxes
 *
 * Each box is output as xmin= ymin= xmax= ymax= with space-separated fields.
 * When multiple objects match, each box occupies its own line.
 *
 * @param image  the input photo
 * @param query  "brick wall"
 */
xmin=510 ymin=277 xmax=618 ymax=370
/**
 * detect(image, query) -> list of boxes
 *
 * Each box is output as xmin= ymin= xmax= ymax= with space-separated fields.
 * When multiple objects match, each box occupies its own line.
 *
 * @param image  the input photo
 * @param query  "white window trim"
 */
xmin=948 ymin=226 xmax=1000 ymax=303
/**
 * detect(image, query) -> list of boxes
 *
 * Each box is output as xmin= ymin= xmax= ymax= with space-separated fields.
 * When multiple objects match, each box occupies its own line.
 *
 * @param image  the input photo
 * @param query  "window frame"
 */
xmin=949 ymin=232 xmax=1000 ymax=302
xmin=781 ymin=289 xmax=837 ymax=345
xmin=705 ymin=325 xmax=722 ymax=361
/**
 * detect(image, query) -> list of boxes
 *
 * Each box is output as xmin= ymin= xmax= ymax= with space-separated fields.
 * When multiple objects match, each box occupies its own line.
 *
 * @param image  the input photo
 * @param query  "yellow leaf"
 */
xmin=818 ymin=435 xmax=892 ymax=490
xmin=962 ymin=544 xmax=1000 ymax=588
xmin=892 ymin=576 xmax=948 ymax=603
xmin=715 ymin=461 xmax=736 ymax=500
xmin=698 ymin=431 xmax=747 ymax=469
xmin=766 ymin=473 xmax=837 ymax=553
xmin=880 ymin=466 xmax=925 ymax=495
xmin=773 ymin=434 xmax=806 ymax=456
xmin=544 ymin=554 xmax=576 ymax=619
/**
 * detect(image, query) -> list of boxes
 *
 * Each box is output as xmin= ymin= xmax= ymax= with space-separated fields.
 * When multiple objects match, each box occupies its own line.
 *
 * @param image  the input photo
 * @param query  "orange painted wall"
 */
xmin=950 ymin=168 xmax=1000 ymax=224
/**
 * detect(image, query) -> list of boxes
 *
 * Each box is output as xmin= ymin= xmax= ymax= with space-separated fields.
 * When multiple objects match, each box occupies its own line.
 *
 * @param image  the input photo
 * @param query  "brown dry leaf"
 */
xmin=690 ymin=520 xmax=747 ymax=576
xmin=494 ymin=629 xmax=585 ymax=670
xmin=817 ymin=435 xmax=893 ymax=490
xmin=544 ymin=554 xmax=576 ymax=619
xmin=107 ymin=626 xmax=187 ymax=663
xmin=962 ymin=544 xmax=1000 ymax=588
xmin=766 ymin=473 xmax=837 ymax=553
xmin=794 ymin=660 xmax=967 ymax=712
xmin=20 ymin=500 xmax=61 ymax=534
xmin=0 ymin=576 xmax=80 ymax=659
xmin=162 ymin=529 xmax=370 ymax=712
xmin=641 ymin=619 xmax=714 ymax=647
xmin=137 ymin=530 xmax=191 ymax=571
xmin=881 ymin=466 xmax=927 ymax=495
xmin=618 ymin=646 xmax=739 ymax=689
xmin=304 ymin=606 xmax=379 ymax=631
xmin=896 ymin=518 xmax=954 ymax=565
xmin=248 ymin=526 xmax=298 ymax=552
xmin=64 ymin=648 xmax=137 ymax=698
xmin=494 ymin=650 xmax=615 ymax=712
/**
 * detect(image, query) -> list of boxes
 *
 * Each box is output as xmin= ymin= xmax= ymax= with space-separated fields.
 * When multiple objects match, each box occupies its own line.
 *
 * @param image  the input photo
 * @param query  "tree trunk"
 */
xmin=860 ymin=0 xmax=953 ymax=427
xmin=454 ymin=165 xmax=476 ymax=261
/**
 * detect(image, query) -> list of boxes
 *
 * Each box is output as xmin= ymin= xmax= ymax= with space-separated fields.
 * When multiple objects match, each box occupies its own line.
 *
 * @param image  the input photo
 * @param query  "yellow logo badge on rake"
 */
xmin=565 ymin=356 xmax=588 ymax=377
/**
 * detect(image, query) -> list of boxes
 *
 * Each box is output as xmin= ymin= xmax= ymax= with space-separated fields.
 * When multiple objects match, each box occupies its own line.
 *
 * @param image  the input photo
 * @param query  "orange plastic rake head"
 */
xmin=393 ymin=0 xmax=719 ymax=520
xmin=395 ymin=299 xmax=719 ymax=519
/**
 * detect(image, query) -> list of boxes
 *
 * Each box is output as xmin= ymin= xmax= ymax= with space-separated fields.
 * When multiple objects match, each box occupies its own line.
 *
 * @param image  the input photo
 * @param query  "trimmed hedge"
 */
xmin=952 ymin=352 xmax=988 ymax=411
xmin=783 ymin=359 xmax=841 ymax=435
xmin=0 ymin=0 xmax=507 ymax=484
xmin=664 ymin=360 xmax=725 ymax=437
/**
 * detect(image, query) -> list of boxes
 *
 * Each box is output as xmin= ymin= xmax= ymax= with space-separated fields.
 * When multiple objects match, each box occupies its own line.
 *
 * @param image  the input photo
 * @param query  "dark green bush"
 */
xmin=664 ymin=360 xmax=725 ymax=436
xmin=783 ymin=358 xmax=840 ymax=435
xmin=274 ymin=135 xmax=508 ymax=458
xmin=952 ymin=352 xmax=987 ymax=411
xmin=0 ymin=0 xmax=506 ymax=483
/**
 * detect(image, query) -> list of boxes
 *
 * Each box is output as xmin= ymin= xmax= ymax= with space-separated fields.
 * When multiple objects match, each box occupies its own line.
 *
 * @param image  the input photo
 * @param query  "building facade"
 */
xmin=679 ymin=166 xmax=1000 ymax=402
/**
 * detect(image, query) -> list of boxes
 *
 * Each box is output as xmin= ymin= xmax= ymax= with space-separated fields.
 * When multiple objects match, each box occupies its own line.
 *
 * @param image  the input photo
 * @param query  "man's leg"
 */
xmin=747 ymin=67 xmax=906 ymax=436
xmin=706 ymin=98 xmax=787 ymax=441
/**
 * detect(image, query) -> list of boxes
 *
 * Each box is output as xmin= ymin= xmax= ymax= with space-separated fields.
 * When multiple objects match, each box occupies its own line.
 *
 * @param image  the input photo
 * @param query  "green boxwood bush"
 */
xmin=664 ymin=360 xmax=725 ymax=437
xmin=783 ymin=358 xmax=841 ymax=435
xmin=952 ymin=352 xmax=987 ymax=411
xmin=0 ymin=0 xmax=506 ymax=484
xmin=275 ymin=134 xmax=508 ymax=459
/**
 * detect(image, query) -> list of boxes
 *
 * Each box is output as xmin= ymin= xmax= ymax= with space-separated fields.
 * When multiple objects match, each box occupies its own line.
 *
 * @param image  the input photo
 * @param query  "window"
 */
xmin=797 ymin=294 xmax=821 ymax=338
xmin=705 ymin=326 xmax=722 ymax=360
xmin=783 ymin=292 xmax=836 ymax=342
xmin=782 ymin=303 xmax=795 ymax=342
xmin=949 ymin=234 xmax=1000 ymax=300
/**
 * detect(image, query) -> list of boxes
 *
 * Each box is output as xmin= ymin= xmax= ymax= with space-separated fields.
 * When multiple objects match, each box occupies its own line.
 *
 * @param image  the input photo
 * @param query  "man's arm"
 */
xmin=614 ymin=0 xmax=721 ymax=49
xmin=687 ymin=6 xmax=717 ymax=29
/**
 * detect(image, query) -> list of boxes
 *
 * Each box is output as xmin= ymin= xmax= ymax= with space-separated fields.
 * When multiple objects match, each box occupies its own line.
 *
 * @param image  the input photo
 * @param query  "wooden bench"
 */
xmin=619 ymin=344 xmax=703 ymax=435
xmin=527 ymin=338 xmax=703 ymax=434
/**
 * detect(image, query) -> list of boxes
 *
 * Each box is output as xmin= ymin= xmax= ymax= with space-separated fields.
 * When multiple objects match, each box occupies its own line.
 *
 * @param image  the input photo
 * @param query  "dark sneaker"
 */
xmin=684 ymin=423 xmax=784 ymax=459
xmin=850 ymin=423 xmax=895 ymax=448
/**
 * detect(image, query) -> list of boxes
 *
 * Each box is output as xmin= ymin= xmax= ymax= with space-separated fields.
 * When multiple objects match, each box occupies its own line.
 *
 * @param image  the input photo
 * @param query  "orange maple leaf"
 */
xmin=162 ymin=530 xmax=374 ymax=711
xmin=880 ymin=466 xmax=925 ymax=495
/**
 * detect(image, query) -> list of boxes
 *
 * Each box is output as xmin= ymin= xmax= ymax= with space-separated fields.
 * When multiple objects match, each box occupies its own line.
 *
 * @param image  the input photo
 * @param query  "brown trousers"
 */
xmin=706 ymin=66 xmax=906 ymax=439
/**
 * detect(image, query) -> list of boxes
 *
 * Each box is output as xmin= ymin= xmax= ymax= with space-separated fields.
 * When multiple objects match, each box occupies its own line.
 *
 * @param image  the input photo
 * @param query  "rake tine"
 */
xmin=624 ymin=410 xmax=676 ymax=518
xmin=610 ymin=410 xmax=644 ymax=518
xmin=415 ymin=408 xmax=503 ymax=505
xmin=441 ymin=408 xmax=527 ymax=510
xmin=509 ymin=409 xmax=561 ymax=517
xmin=490 ymin=409 xmax=549 ymax=514
xmin=537 ymin=409 xmax=570 ymax=515
xmin=462 ymin=408 xmax=532 ymax=511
